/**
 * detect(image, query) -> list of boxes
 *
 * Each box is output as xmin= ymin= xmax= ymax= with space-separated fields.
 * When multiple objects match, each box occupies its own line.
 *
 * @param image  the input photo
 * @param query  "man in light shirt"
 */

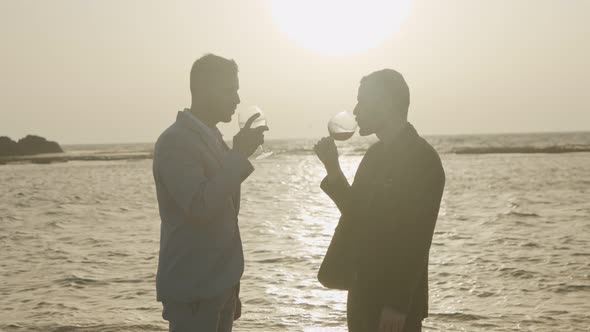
xmin=152 ymin=54 xmax=267 ymax=332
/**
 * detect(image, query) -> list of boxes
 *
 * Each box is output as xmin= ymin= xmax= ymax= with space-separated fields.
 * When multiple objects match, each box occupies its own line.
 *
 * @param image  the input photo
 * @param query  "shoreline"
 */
xmin=0 ymin=152 xmax=153 ymax=165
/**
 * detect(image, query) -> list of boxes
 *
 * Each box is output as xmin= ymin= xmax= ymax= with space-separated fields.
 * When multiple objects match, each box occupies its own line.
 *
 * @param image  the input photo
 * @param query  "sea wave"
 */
xmin=1 ymin=323 xmax=164 ymax=332
xmin=429 ymin=312 xmax=488 ymax=321
xmin=54 ymin=274 xmax=109 ymax=287
xmin=452 ymin=146 xmax=590 ymax=154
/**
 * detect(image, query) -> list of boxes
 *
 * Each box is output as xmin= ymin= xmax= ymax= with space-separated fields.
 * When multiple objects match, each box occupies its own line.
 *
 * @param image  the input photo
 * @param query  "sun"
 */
xmin=269 ymin=0 xmax=411 ymax=56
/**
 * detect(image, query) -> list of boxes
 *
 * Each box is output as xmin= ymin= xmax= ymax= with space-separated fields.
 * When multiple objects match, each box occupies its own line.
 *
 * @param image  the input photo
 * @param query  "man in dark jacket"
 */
xmin=314 ymin=69 xmax=445 ymax=332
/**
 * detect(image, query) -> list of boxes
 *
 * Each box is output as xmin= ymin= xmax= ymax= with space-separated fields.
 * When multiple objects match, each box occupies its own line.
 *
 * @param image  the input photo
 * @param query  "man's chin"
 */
xmin=358 ymin=127 xmax=373 ymax=136
xmin=221 ymin=114 xmax=234 ymax=123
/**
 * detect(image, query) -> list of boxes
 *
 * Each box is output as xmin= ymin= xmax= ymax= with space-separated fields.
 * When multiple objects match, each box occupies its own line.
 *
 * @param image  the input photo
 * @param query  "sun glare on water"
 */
xmin=269 ymin=0 xmax=411 ymax=56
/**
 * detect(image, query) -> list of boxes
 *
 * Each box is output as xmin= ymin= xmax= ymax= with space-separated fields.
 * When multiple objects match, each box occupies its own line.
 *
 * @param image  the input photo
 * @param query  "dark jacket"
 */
xmin=321 ymin=124 xmax=445 ymax=319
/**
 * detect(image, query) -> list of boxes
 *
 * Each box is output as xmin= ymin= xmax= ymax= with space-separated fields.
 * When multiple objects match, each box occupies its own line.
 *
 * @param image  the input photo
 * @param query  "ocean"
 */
xmin=1 ymin=132 xmax=589 ymax=331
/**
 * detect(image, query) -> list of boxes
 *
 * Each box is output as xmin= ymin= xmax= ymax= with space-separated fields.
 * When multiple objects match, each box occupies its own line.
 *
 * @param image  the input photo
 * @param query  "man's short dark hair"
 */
xmin=190 ymin=54 xmax=238 ymax=98
xmin=361 ymin=69 xmax=410 ymax=118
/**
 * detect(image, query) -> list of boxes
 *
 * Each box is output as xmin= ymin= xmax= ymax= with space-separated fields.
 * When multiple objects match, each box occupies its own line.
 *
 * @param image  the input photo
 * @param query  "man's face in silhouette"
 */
xmin=204 ymin=74 xmax=241 ymax=124
xmin=353 ymin=82 xmax=391 ymax=136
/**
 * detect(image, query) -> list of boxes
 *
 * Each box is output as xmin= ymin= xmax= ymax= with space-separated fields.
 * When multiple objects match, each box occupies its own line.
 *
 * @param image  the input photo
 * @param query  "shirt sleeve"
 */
xmin=320 ymin=172 xmax=353 ymax=215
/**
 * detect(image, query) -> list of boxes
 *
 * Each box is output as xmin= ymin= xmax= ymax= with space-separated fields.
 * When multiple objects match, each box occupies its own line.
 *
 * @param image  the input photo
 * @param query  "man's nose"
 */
xmin=235 ymin=94 xmax=241 ymax=105
xmin=353 ymin=104 xmax=359 ymax=116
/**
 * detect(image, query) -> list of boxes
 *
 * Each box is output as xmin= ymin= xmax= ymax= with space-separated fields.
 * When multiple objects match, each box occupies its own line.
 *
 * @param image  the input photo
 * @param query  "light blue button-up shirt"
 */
xmin=153 ymin=110 xmax=254 ymax=302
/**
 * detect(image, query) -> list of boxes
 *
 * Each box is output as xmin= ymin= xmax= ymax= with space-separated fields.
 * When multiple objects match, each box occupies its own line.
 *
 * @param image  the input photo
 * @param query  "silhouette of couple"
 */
xmin=152 ymin=54 xmax=445 ymax=332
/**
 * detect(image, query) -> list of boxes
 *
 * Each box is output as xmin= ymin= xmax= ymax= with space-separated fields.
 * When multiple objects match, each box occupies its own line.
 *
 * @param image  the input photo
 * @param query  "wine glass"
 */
xmin=328 ymin=111 xmax=357 ymax=141
xmin=237 ymin=105 xmax=273 ymax=159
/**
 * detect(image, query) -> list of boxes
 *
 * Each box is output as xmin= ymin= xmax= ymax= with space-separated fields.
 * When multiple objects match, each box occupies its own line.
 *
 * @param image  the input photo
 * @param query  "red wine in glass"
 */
xmin=328 ymin=111 xmax=357 ymax=141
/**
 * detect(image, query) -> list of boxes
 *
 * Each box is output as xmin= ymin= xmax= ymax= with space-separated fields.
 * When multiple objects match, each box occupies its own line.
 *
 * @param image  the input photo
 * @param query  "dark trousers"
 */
xmin=162 ymin=286 xmax=237 ymax=332
xmin=347 ymin=288 xmax=422 ymax=332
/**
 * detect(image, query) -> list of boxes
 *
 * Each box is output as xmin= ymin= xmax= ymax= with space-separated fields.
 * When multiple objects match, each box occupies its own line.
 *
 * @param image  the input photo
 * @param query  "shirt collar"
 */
xmin=182 ymin=108 xmax=224 ymax=141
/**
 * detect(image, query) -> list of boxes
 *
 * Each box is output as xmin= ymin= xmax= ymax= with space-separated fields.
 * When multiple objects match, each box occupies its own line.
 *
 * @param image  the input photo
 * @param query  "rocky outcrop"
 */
xmin=0 ymin=136 xmax=20 ymax=156
xmin=0 ymin=135 xmax=63 ymax=157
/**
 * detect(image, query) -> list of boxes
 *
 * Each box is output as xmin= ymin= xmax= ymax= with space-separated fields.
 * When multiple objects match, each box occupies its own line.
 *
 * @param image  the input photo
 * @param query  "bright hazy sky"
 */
xmin=1 ymin=0 xmax=589 ymax=144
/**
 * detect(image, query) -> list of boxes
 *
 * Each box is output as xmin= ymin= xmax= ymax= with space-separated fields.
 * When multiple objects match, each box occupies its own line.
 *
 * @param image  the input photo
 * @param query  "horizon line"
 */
xmin=56 ymin=129 xmax=590 ymax=146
